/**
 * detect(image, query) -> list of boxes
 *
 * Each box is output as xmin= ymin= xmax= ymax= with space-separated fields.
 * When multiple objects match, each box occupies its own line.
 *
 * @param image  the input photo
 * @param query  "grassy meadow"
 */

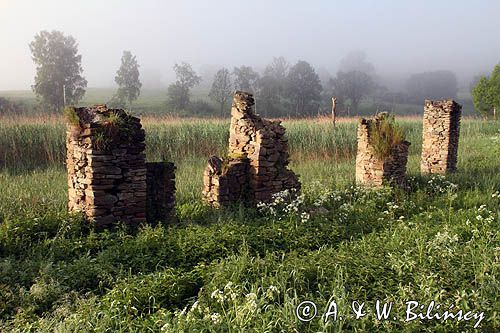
xmin=0 ymin=115 xmax=499 ymax=332
xmin=0 ymin=87 xmax=477 ymax=117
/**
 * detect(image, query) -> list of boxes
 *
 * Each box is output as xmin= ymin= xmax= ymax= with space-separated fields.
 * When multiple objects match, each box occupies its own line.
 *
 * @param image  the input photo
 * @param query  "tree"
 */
xmin=263 ymin=57 xmax=289 ymax=90
xmin=405 ymin=70 xmax=458 ymax=104
xmin=329 ymin=70 xmax=375 ymax=114
xmin=258 ymin=75 xmax=281 ymax=117
xmin=469 ymin=73 xmax=485 ymax=92
xmin=339 ymin=50 xmax=375 ymax=76
xmin=209 ymin=68 xmax=232 ymax=116
xmin=472 ymin=63 xmax=500 ymax=119
xmin=166 ymin=62 xmax=201 ymax=110
xmin=258 ymin=57 xmax=290 ymax=116
xmin=286 ymin=60 xmax=322 ymax=116
xmin=29 ymin=30 xmax=87 ymax=113
xmin=233 ymin=66 xmax=259 ymax=93
xmin=111 ymin=51 xmax=141 ymax=108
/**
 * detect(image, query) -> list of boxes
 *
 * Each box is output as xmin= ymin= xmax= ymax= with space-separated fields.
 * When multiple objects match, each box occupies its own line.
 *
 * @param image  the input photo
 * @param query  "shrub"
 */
xmin=188 ymin=100 xmax=216 ymax=116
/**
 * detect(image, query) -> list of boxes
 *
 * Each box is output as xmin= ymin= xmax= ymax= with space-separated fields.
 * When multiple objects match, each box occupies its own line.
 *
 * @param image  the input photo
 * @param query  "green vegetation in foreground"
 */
xmin=0 ymin=119 xmax=498 ymax=332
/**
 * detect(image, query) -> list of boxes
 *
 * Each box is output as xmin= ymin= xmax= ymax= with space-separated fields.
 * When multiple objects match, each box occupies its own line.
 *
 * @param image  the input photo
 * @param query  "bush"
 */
xmin=187 ymin=100 xmax=216 ymax=116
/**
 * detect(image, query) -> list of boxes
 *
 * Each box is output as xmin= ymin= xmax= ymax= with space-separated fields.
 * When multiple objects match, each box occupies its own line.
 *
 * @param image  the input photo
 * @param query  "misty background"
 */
xmin=0 ymin=0 xmax=499 ymax=116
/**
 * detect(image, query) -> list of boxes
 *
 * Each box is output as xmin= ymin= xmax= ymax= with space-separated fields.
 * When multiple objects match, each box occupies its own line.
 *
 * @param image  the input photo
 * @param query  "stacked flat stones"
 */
xmin=355 ymin=113 xmax=410 ymax=187
xmin=203 ymin=156 xmax=249 ymax=206
xmin=203 ymin=91 xmax=300 ymax=206
xmin=66 ymin=105 xmax=176 ymax=228
xmin=146 ymin=162 xmax=176 ymax=223
xmin=67 ymin=105 xmax=147 ymax=228
xmin=421 ymin=99 xmax=462 ymax=174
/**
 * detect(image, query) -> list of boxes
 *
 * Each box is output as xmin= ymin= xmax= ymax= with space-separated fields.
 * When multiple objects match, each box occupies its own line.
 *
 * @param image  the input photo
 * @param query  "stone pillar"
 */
xmin=66 ymin=105 xmax=147 ymax=228
xmin=146 ymin=162 xmax=176 ymax=222
xmin=355 ymin=114 xmax=410 ymax=187
xmin=203 ymin=91 xmax=300 ymax=206
xmin=421 ymin=100 xmax=462 ymax=174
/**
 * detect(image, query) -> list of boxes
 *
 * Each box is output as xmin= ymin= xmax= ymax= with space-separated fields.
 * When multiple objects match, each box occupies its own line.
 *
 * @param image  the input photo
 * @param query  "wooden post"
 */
xmin=331 ymin=97 xmax=337 ymax=128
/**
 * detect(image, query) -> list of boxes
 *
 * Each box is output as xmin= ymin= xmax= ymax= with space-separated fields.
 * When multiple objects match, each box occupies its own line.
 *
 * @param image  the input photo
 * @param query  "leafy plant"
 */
xmin=368 ymin=112 xmax=405 ymax=159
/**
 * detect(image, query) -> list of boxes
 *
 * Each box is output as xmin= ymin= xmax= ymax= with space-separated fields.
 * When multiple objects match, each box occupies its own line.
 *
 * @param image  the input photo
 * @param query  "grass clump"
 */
xmin=369 ymin=112 xmax=406 ymax=159
xmin=102 ymin=110 xmax=125 ymax=127
xmin=227 ymin=152 xmax=247 ymax=160
xmin=62 ymin=106 xmax=80 ymax=127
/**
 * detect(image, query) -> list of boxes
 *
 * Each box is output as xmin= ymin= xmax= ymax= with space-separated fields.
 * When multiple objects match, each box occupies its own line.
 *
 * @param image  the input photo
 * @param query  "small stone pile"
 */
xmin=203 ymin=91 xmax=300 ymax=206
xmin=355 ymin=113 xmax=411 ymax=187
xmin=421 ymin=99 xmax=462 ymax=174
xmin=66 ymin=105 xmax=175 ymax=228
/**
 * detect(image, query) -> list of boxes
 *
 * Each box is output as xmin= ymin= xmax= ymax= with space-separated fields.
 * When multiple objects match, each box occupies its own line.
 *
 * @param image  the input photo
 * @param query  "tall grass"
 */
xmin=1 ymin=116 xmax=495 ymax=170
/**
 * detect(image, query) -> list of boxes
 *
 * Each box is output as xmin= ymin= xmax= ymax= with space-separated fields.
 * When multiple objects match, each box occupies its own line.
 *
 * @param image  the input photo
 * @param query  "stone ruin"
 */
xmin=66 ymin=105 xmax=175 ymax=228
xmin=421 ymin=99 xmax=462 ymax=174
xmin=146 ymin=161 xmax=176 ymax=223
xmin=355 ymin=113 xmax=411 ymax=187
xmin=203 ymin=91 xmax=300 ymax=206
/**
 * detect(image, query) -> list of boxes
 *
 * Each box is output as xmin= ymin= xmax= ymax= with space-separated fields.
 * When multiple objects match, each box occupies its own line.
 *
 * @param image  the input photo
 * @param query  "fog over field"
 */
xmin=1 ymin=0 xmax=499 ymax=90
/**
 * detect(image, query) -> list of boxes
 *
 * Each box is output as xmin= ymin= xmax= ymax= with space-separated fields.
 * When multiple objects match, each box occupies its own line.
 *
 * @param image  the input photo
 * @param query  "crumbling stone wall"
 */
xmin=66 ymin=105 xmax=175 ymax=228
xmin=355 ymin=114 xmax=410 ymax=187
xmin=203 ymin=91 xmax=300 ymax=206
xmin=203 ymin=157 xmax=249 ymax=206
xmin=421 ymin=99 xmax=462 ymax=174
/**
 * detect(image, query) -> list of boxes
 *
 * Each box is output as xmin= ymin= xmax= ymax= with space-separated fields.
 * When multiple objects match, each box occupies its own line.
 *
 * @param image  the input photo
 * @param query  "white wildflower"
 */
xmin=210 ymin=312 xmax=221 ymax=324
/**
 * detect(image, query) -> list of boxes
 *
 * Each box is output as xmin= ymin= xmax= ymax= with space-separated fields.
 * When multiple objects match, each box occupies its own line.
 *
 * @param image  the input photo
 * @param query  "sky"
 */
xmin=0 ymin=0 xmax=499 ymax=90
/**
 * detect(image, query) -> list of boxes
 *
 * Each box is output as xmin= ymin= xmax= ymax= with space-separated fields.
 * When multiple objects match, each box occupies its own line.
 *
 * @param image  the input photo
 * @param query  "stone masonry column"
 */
xmin=355 ymin=113 xmax=410 ymax=187
xmin=421 ymin=99 xmax=462 ymax=174
xmin=66 ymin=105 xmax=147 ymax=228
xmin=146 ymin=162 xmax=176 ymax=223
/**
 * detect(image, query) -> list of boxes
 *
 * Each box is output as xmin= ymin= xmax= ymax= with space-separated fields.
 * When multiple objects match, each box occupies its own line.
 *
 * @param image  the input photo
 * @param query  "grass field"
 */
xmin=0 ymin=87 xmax=477 ymax=117
xmin=0 ymin=116 xmax=498 ymax=332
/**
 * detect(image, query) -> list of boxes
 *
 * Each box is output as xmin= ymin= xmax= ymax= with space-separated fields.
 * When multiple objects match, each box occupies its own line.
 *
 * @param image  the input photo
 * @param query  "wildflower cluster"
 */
xmin=257 ymin=188 xmax=310 ymax=223
xmin=428 ymin=229 xmax=460 ymax=258
xmin=167 ymin=282 xmax=282 ymax=329
xmin=308 ymin=183 xmax=392 ymax=209
xmin=381 ymin=201 xmax=405 ymax=222
xmin=475 ymin=204 xmax=495 ymax=224
xmin=426 ymin=175 xmax=458 ymax=195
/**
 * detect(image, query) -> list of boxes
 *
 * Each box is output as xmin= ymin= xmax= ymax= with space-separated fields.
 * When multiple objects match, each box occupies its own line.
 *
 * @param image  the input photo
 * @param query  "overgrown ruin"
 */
xmin=421 ymin=99 xmax=462 ymax=174
xmin=355 ymin=113 xmax=410 ymax=187
xmin=66 ymin=105 xmax=175 ymax=228
xmin=203 ymin=91 xmax=300 ymax=206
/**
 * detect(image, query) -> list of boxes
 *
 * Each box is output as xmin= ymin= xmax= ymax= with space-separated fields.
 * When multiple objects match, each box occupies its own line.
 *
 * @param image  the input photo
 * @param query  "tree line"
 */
xmin=19 ymin=30 xmax=499 ymax=119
